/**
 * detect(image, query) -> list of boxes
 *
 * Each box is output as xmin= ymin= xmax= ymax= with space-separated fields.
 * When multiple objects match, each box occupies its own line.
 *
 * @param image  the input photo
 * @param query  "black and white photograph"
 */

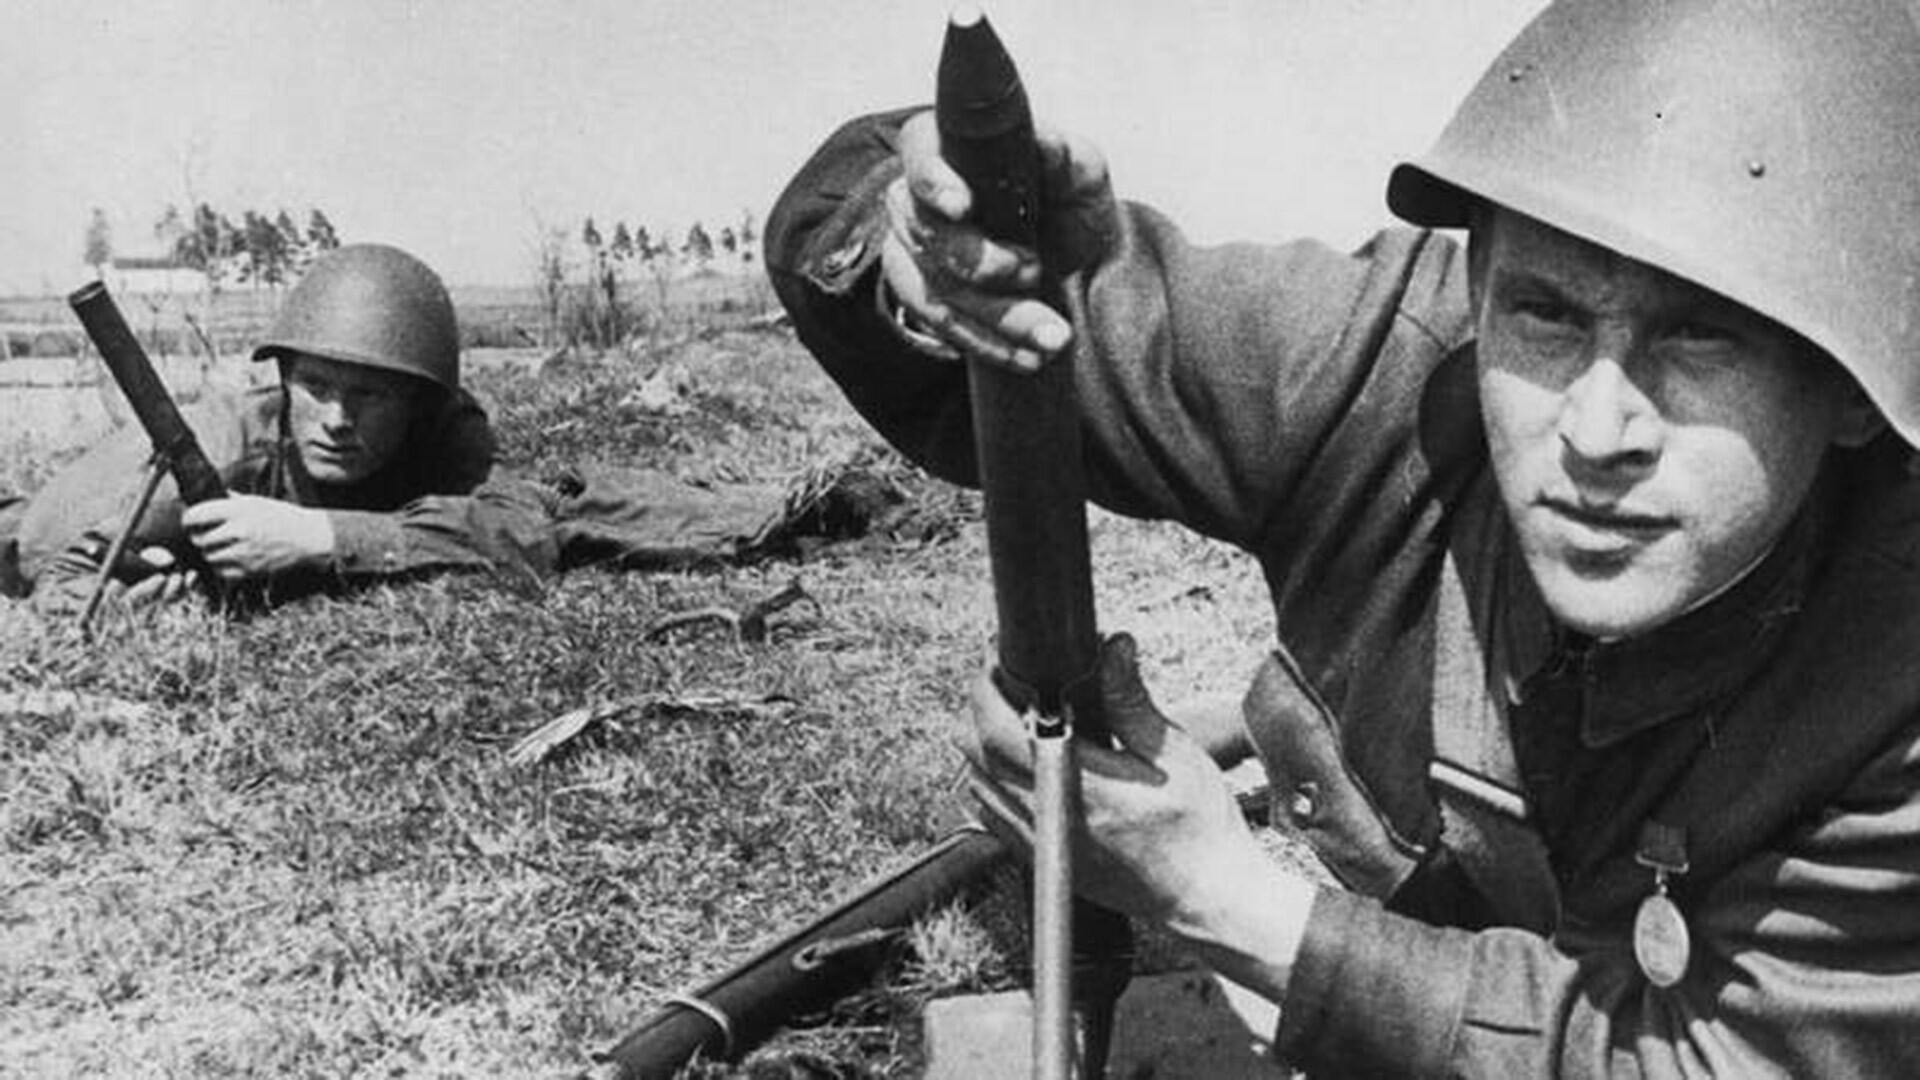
xmin=6 ymin=2 xmax=1916 ymax=1077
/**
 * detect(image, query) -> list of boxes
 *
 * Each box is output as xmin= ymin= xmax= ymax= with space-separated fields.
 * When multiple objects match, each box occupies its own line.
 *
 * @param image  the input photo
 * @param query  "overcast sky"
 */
xmin=3 ymin=1 xmax=1543 ymax=294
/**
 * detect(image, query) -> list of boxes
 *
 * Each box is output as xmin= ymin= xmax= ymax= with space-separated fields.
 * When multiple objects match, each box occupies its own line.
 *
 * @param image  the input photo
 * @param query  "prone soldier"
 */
xmin=8 ymin=243 xmax=552 ymax=612
xmin=6 ymin=243 xmax=821 ymax=617
xmin=767 ymin=2 xmax=1920 ymax=1075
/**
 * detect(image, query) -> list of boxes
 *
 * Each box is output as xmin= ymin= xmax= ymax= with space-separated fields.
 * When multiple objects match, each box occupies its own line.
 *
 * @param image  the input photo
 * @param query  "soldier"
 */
xmin=10 ymin=242 xmax=556 ymax=613
xmin=767 ymin=2 xmax=1920 ymax=1075
xmin=9 ymin=243 xmax=817 ymax=614
xmin=7 ymin=242 xmax=903 ymax=617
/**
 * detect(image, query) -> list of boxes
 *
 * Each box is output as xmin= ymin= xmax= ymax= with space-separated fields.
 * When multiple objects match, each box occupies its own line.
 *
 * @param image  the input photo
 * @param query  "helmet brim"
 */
xmin=1386 ymin=162 xmax=1474 ymax=231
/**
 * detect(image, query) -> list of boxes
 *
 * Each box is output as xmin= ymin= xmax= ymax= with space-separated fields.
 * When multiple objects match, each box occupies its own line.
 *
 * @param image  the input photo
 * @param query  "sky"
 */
xmin=2 ymin=1 xmax=1545 ymax=295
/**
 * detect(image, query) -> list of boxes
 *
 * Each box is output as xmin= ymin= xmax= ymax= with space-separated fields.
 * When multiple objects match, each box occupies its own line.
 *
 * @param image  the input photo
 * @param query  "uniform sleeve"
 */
xmin=767 ymin=109 xmax=1474 ymax=550
xmin=325 ymin=477 xmax=560 ymax=582
xmin=1277 ymin=733 xmax=1920 ymax=1078
xmin=765 ymin=107 xmax=979 ymax=477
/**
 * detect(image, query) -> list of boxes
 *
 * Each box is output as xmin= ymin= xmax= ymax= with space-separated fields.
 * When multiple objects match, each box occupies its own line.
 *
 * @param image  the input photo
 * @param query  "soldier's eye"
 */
xmin=1513 ymin=298 xmax=1576 ymax=327
xmin=1669 ymin=320 xmax=1736 ymax=346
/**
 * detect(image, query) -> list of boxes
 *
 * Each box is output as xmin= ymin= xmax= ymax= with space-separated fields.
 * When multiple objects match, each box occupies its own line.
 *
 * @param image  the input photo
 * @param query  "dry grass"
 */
xmin=0 ymin=327 xmax=1280 ymax=1078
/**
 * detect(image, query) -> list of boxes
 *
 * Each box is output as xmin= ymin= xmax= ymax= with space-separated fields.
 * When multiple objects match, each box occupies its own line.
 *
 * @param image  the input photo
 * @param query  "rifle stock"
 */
xmin=936 ymin=10 xmax=1132 ymax=1078
xmin=601 ymin=828 xmax=1008 ymax=1079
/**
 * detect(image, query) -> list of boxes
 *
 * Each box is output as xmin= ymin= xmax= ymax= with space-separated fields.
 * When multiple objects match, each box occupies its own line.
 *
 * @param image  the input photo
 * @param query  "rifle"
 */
xmin=937 ymin=10 xmax=1132 ymax=1078
xmin=66 ymin=281 xmax=228 ymax=635
xmin=600 ymin=826 xmax=1009 ymax=1079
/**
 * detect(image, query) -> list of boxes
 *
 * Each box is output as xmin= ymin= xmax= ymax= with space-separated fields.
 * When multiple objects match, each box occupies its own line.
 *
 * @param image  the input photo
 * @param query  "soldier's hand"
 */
xmin=881 ymin=109 xmax=1119 ymax=373
xmin=183 ymin=495 xmax=335 ymax=581
xmin=119 ymin=546 xmax=201 ymax=607
xmin=962 ymin=634 xmax=1272 ymax=927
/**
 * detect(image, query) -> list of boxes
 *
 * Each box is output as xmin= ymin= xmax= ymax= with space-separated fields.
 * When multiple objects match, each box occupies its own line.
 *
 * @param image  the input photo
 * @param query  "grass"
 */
xmin=0 ymin=323 xmax=1282 ymax=1077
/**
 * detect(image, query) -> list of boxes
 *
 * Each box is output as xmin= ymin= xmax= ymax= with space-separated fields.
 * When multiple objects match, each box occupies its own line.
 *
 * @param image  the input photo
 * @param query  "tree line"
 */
xmin=536 ymin=210 xmax=762 ymax=349
xmin=85 ymin=204 xmax=343 ymax=293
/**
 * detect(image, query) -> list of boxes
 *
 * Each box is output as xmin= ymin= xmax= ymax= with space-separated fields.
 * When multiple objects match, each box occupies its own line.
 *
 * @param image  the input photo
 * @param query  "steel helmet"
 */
xmin=1388 ymin=0 xmax=1920 ymax=446
xmin=253 ymin=243 xmax=460 ymax=390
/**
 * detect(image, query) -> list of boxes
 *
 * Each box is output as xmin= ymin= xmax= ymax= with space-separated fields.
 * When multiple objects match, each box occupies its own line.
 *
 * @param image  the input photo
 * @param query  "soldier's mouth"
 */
xmin=306 ymin=442 xmax=362 ymax=462
xmin=1540 ymin=497 xmax=1675 ymax=549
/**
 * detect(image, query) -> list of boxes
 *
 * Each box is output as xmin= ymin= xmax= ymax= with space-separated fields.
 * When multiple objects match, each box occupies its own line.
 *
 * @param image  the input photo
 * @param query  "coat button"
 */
xmin=1287 ymin=781 xmax=1321 ymax=825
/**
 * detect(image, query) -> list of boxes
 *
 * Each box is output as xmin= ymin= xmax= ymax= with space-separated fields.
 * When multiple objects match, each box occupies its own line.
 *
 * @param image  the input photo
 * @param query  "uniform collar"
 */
xmin=1501 ymin=475 xmax=1832 ymax=749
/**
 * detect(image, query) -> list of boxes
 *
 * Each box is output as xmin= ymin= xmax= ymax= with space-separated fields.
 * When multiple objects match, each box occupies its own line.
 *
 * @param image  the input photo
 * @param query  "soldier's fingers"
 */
xmin=179 ymin=498 xmax=234 ymax=533
xmin=899 ymin=111 xmax=971 ymax=222
xmin=187 ymin=526 xmax=231 ymax=556
xmin=1035 ymin=121 xmax=1113 ymax=203
xmin=880 ymin=230 xmax=965 ymax=363
xmin=937 ymin=291 xmax=1070 ymax=373
xmin=159 ymin=572 xmax=197 ymax=604
xmin=121 ymin=574 xmax=174 ymax=608
xmin=888 ymin=179 xmax=1039 ymax=293
xmin=969 ymin=667 xmax=1039 ymax=779
xmin=186 ymin=534 xmax=247 ymax=581
xmin=882 ymin=231 xmax=1055 ymax=371
xmin=131 ymin=572 xmax=194 ymax=608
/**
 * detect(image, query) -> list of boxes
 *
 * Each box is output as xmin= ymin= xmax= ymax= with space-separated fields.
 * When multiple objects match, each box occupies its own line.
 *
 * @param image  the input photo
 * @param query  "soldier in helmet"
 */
xmin=10 ymin=242 xmax=553 ymax=611
xmin=767 ymin=1 xmax=1920 ymax=1075
xmin=8 ymin=242 xmax=896 ymax=615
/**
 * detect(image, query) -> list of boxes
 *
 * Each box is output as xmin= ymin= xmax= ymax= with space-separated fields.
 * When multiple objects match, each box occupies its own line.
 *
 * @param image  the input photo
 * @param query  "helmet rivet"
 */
xmin=1747 ymin=160 xmax=1767 ymax=178
xmin=1507 ymin=65 xmax=1530 ymax=83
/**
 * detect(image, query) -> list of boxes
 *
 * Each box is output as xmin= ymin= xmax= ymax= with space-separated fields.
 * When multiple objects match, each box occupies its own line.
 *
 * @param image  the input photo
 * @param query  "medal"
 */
xmin=1632 ymin=822 xmax=1691 ymax=988
xmin=1633 ymin=885 xmax=1690 ymax=988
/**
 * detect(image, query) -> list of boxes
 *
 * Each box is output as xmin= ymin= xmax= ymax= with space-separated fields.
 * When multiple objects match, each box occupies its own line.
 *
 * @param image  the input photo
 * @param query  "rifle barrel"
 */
xmin=601 ymin=828 xmax=1008 ymax=1079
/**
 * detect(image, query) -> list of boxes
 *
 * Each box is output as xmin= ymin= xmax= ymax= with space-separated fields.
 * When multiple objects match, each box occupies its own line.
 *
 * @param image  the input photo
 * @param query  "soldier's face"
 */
xmin=281 ymin=353 xmax=420 ymax=485
xmin=1472 ymin=209 xmax=1870 ymax=639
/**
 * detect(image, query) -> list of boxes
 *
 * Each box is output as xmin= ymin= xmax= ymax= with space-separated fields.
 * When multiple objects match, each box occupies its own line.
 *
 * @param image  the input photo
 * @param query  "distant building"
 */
xmin=105 ymin=254 xmax=208 ymax=296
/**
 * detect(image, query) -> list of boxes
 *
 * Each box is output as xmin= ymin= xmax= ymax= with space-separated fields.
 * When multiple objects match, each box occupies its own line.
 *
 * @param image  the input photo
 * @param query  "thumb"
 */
xmin=899 ymin=110 xmax=972 ymax=221
xmin=1096 ymin=632 xmax=1166 ymax=749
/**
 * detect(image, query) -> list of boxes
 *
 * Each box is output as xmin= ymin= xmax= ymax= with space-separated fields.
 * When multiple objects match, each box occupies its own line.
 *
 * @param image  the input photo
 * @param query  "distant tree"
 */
xmin=172 ymin=203 xmax=244 ymax=292
xmin=600 ymin=221 xmax=637 ymax=345
xmin=682 ymin=222 xmax=714 ymax=268
xmin=241 ymin=210 xmax=293 ymax=288
xmin=531 ymin=222 xmax=570 ymax=348
xmin=276 ymin=209 xmax=312 ymax=277
xmin=239 ymin=210 xmax=265 ymax=285
xmin=737 ymin=209 xmax=769 ymax=311
xmin=737 ymin=210 xmax=758 ymax=265
xmin=155 ymin=204 xmax=186 ymax=253
xmin=307 ymin=209 xmax=340 ymax=253
xmin=151 ymin=201 xmax=239 ymax=361
xmin=719 ymin=226 xmax=738 ymax=258
xmin=576 ymin=217 xmax=613 ymax=348
xmin=83 ymin=208 xmax=114 ymax=277
xmin=638 ymin=223 xmax=678 ymax=318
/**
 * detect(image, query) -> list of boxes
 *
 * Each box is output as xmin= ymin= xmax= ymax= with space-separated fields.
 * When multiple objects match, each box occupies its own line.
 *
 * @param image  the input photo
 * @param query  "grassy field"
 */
xmin=0 ymin=320 xmax=1281 ymax=1077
